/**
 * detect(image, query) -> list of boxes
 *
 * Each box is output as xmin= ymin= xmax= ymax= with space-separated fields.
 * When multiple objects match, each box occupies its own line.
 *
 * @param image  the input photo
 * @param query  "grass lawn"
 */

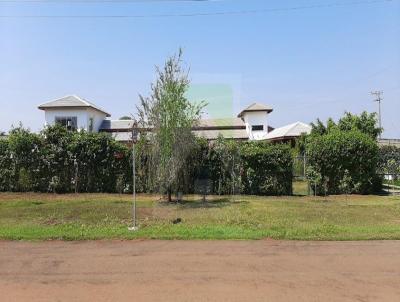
xmin=0 ymin=192 xmax=399 ymax=241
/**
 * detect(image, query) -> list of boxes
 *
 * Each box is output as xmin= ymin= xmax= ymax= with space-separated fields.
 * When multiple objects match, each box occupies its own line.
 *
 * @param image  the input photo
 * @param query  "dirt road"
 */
xmin=1 ymin=240 xmax=399 ymax=302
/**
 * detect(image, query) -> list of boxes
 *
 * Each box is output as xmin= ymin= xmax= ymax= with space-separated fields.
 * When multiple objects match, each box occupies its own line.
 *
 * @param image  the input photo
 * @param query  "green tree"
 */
xmin=338 ymin=111 xmax=382 ymax=139
xmin=306 ymin=129 xmax=380 ymax=194
xmin=311 ymin=112 xmax=382 ymax=139
xmin=137 ymin=49 xmax=205 ymax=201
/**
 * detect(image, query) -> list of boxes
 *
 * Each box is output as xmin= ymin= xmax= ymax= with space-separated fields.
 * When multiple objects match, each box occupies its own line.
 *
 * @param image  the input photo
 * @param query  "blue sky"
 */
xmin=0 ymin=0 xmax=399 ymax=137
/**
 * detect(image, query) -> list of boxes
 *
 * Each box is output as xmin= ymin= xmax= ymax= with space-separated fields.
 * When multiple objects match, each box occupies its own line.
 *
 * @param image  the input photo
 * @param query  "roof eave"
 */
xmin=37 ymin=105 xmax=111 ymax=117
xmin=237 ymin=108 xmax=273 ymax=118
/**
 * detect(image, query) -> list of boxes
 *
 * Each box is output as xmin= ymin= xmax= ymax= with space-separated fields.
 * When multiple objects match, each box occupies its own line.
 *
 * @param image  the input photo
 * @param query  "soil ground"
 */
xmin=1 ymin=240 xmax=399 ymax=302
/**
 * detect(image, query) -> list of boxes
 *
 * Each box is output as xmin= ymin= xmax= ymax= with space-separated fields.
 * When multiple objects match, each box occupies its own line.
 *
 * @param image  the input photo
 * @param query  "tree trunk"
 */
xmin=167 ymin=187 xmax=172 ymax=202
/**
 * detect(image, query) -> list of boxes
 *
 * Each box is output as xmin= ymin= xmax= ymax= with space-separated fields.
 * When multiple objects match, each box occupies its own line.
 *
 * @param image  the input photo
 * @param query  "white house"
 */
xmin=38 ymin=95 xmax=111 ymax=132
xmin=237 ymin=103 xmax=274 ymax=140
xmin=38 ymin=95 xmax=310 ymax=143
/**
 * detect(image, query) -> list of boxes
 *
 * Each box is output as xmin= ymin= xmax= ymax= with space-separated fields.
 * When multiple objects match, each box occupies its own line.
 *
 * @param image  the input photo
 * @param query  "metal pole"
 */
xmin=129 ymin=124 xmax=138 ymax=231
xmin=74 ymin=158 xmax=78 ymax=194
xmin=378 ymin=99 xmax=382 ymax=138
xmin=133 ymin=140 xmax=136 ymax=227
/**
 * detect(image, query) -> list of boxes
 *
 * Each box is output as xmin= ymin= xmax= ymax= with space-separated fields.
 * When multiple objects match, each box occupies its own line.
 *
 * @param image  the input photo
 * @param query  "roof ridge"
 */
xmin=287 ymin=121 xmax=301 ymax=132
xmin=237 ymin=102 xmax=273 ymax=117
xmin=73 ymin=95 xmax=90 ymax=106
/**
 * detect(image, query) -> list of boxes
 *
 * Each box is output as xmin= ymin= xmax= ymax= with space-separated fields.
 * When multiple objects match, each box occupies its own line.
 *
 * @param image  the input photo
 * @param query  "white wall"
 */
xmin=242 ymin=111 xmax=269 ymax=140
xmin=44 ymin=108 xmax=107 ymax=132
xmin=86 ymin=108 xmax=108 ymax=132
xmin=44 ymin=108 xmax=88 ymax=131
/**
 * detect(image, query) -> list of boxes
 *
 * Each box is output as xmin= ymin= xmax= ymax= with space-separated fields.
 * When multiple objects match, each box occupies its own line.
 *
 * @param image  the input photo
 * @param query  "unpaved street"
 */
xmin=1 ymin=240 xmax=399 ymax=302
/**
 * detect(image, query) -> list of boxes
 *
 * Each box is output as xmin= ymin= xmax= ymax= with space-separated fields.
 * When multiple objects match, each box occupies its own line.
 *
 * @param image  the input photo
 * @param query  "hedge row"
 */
xmin=0 ymin=126 xmax=293 ymax=195
xmin=0 ymin=126 xmax=130 ymax=193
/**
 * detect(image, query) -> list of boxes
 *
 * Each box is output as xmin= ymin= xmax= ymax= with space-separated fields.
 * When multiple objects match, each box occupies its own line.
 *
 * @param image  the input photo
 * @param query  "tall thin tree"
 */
xmin=137 ymin=49 xmax=205 ymax=202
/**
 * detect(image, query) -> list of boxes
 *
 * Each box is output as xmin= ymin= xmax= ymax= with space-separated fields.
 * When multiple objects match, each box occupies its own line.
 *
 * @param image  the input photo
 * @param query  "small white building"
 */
xmin=237 ymin=103 xmax=273 ymax=140
xmin=38 ymin=95 xmax=111 ymax=132
xmin=38 ymin=95 xmax=309 ymax=143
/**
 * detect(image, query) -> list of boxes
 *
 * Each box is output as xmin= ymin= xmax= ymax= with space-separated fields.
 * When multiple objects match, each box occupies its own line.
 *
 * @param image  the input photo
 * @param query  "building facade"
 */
xmin=38 ymin=95 xmax=311 ymax=143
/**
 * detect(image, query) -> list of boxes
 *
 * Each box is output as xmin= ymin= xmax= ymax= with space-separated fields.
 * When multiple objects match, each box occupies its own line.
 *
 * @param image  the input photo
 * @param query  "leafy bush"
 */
xmin=0 ymin=125 xmax=132 ymax=193
xmin=206 ymin=137 xmax=242 ymax=195
xmin=240 ymin=142 xmax=293 ymax=195
xmin=378 ymin=145 xmax=400 ymax=176
xmin=306 ymin=129 xmax=380 ymax=194
xmin=192 ymin=138 xmax=293 ymax=196
xmin=0 ymin=139 xmax=11 ymax=191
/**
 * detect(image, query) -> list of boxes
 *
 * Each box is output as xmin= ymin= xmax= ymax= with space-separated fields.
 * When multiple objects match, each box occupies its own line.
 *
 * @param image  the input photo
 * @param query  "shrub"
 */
xmin=0 ymin=125 xmax=133 ymax=194
xmin=0 ymin=139 xmax=11 ymax=191
xmin=240 ymin=142 xmax=293 ymax=195
xmin=7 ymin=126 xmax=43 ymax=191
xmin=306 ymin=129 xmax=381 ymax=194
xmin=206 ymin=138 xmax=242 ymax=195
xmin=378 ymin=145 xmax=400 ymax=177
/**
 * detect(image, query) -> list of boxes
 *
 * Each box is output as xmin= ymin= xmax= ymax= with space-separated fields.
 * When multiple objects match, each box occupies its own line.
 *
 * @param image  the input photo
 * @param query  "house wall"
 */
xmin=242 ymin=111 xmax=269 ymax=140
xmin=86 ymin=108 xmax=108 ymax=132
xmin=44 ymin=108 xmax=107 ymax=132
xmin=44 ymin=109 xmax=88 ymax=130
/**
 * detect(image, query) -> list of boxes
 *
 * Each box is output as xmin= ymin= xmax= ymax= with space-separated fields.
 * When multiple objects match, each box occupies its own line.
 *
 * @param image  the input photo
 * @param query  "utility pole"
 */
xmin=370 ymin=91 xmax=383 ymax=139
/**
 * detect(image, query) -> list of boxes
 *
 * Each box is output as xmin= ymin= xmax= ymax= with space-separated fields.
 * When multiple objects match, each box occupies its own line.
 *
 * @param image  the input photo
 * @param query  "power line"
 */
xmin=0 ymin=0 xmax=395 ymax=18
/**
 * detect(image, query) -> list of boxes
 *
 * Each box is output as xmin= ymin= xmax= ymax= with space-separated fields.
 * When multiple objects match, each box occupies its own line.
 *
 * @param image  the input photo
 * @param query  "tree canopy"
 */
xmin=310 ymin=111 xmax=382 ymax=139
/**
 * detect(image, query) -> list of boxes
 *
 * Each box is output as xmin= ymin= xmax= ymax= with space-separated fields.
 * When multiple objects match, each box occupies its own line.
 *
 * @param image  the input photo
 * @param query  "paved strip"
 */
xmin=0 ymin=240 xmax=399 ymax=302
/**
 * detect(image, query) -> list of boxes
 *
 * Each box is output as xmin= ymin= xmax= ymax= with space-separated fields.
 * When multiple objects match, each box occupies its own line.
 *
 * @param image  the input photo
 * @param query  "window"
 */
xmin=251 ymin=125 xmax=264 ymax=131
xmin=89 ymin=118 xmax=94 ymax=132
xmin=55 ymin=116 xmax=77 ymax=131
